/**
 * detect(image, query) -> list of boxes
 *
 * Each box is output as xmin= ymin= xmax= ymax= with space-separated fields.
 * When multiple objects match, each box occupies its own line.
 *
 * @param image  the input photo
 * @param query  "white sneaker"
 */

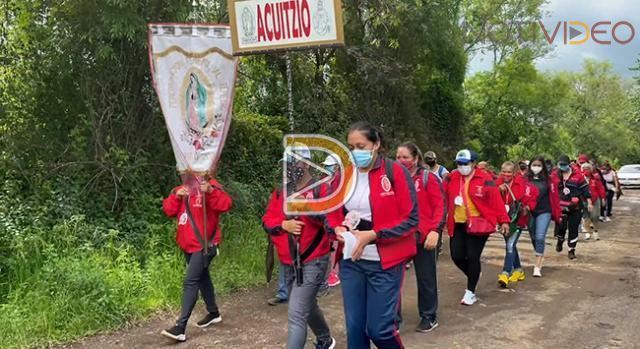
xmin=599 ymin=216 xmax=605 ymax=222
xmin=460 ymin=289 xmax=477 ymax=306
xmin=605 ymin=217 xmax=611 ymax=222
xmin=584 ymin=233 xmax=591 ymax=240
xmin=533 ymin=267 xmax=542 ymax=277
xmin=594 ymin=232 xmax=600 ymax=240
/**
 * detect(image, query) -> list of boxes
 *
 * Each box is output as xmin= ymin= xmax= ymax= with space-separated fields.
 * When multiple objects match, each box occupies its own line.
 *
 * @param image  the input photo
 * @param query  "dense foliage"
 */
xmin=0 ymin=0 xmax=638 ymax=348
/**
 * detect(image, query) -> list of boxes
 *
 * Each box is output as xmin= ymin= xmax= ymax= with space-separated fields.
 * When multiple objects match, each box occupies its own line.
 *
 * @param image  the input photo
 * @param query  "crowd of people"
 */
xmin=158 ymin=121 xmax=624 ymax=348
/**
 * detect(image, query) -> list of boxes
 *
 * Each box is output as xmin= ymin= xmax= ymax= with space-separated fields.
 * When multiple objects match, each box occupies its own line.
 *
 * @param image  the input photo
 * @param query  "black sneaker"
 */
xmin=161 ymin=325 xmax=186 ymax=342
xmin=196 ymin=312 xmax=222 ymax=328
xmin=568 ymin=249 xmax=576 ymax=260
xmin=267 ymin=296 xmax=287 ymax=306
xmin=556 ymin=239 xmax=563 ymax=252
xmin=315 ymin=337 xmax=336 ymax=349
xmin=416 ymin=318 xmax=439 ymax=333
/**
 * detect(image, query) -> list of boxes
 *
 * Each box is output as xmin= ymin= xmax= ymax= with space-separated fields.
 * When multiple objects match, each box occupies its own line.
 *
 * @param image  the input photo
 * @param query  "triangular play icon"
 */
xmin=569 ymin=26 xmax=583 ymax=40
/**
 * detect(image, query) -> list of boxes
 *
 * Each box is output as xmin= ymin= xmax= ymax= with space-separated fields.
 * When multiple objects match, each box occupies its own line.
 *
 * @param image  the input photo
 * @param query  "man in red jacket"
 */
xmin=161 ymin=174 xmax=232 ymax=342
xmin=262 ymin=146 xmax=336 ymax=349
xmin=444 ymin=149 xmax=510 ymax=306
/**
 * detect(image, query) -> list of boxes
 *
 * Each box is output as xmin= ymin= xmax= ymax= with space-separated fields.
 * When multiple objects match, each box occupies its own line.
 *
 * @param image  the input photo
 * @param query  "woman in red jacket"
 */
xmin=328 ymin=122 xmax=418 ymax=349
xmin=526 ymin=156 xmax=561 ymax=277
xmin=443 ymin=149 xmax=510 ymax=306
xmin=495 ymin=162 xmax=538 ymax=288
xmin=396 ymin=142 xmax=445 ymax=333
xmin=161 ymin=175 xmax=232 ymax=342
xmin=262 ymin=146 xmax=336 ymax=349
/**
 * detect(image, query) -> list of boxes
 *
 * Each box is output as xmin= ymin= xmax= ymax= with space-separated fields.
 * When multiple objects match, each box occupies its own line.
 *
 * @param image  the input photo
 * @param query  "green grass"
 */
xmin=0 ymin=213 xmax=268 ymax=349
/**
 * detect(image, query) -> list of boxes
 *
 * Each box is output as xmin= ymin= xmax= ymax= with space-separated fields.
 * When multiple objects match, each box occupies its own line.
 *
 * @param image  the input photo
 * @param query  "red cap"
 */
xmin=578 ymin=154 xmax=589 ymax=164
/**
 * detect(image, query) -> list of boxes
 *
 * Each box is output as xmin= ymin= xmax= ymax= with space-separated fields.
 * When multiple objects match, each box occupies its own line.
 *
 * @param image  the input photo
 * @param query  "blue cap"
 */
xmin=455 ymin=149 xmax=478 ymax=164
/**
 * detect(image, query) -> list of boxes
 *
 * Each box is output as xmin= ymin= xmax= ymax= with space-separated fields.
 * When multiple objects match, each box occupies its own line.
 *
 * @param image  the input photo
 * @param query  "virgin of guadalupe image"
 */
xmin=314 ymin=0 xmax=331 ymax=35
xmin=185 ymin=73 xmax=210 ymax=151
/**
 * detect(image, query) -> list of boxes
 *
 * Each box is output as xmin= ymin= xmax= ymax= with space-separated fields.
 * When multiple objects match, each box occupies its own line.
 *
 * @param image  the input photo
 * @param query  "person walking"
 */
xmin=600 ymin=162 xmax=620 ymax=221
xmin=496 ymin=161 xmax=538 ymax=288
xmin=443 ymin=149 xmax=510 ymax=305
xmin=262 ymin=145 xmax=336 ymax=349
xmin=161 ymin=174 xmax=233 ymax=342
xmin=552 ymin=155 xmax=592 ymax=260
xmin=526 ymin=156 xmax=561 ymax=277
xmin=396 ymin=142 xmax=446 ymax=333
xmin=581 ymin=162 xmax=605 ymax=240
xmin=424 ymin=151 xmax=449 ymax=180
xmin=328 ymin=122 xmax=418 ymax=349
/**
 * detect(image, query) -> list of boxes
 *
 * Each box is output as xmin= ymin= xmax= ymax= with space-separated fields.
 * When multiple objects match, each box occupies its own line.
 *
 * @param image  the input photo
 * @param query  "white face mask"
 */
xmin=531 ymin=165 xmax=543 ymax=175
xmin=458 ymin=165 xmax=473 ymax=176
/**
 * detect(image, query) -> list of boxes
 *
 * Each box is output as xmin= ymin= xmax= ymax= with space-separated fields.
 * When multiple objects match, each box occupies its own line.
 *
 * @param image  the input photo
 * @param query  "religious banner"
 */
xmin=148 ymin=23 xmax=238 ymax=176
xmin=228 ymin=0 xmax=344 ymax=55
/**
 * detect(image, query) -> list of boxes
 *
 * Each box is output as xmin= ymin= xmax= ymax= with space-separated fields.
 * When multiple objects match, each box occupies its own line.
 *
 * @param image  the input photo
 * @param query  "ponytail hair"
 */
xmin=348 ymin=121 xmax=387 ymax=154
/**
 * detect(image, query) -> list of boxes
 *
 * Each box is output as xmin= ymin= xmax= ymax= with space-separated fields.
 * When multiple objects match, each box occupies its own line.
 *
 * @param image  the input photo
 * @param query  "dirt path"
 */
xmin=61 ymin=191 xmax=640 ymax=349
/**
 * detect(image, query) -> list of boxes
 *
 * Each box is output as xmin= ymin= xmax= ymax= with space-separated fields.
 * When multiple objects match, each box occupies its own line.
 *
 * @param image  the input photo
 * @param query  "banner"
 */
xmin=148 ymin=24 xmax=238 ymax=175
xmin=229 ymin=0 xmax=344 ymax=55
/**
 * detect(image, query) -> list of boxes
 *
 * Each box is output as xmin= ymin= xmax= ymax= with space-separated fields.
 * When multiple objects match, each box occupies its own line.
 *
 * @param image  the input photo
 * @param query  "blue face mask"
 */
xmin=352 ymin=149 xmax=373 ymax=168
xmin=324 ymin=165 xmax=337 ymax=174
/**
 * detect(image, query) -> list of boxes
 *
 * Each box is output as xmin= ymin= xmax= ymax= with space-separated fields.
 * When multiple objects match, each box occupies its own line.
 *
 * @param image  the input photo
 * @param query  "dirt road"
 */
xmin=62 ymin=191 xmax=640 ymax=349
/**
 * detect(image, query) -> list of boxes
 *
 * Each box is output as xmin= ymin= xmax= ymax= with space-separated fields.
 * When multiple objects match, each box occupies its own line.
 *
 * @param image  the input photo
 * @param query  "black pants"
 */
xmin=555 ymin=209 xmax=582 ymax=250
xmin=600 ymin=190 xmax=615 ymax=217
xmin=176 ymin=248 xmax=219 ymax=328
xmin=414 ymin=242 xmax=438 ymax=322
xmin=450 ymin=224 xmax=489 ymax=292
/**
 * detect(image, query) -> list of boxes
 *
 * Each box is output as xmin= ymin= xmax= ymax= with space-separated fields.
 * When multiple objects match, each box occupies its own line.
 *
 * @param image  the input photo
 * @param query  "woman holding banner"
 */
xmin=161 ymin=175 xmax=232 ymax=342
xmin=328 ymin=122 xmax=418 ymax=349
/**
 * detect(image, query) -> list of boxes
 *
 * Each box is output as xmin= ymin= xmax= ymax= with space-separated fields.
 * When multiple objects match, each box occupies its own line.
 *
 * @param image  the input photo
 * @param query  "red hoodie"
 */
xmin=443 ymin=168 xmax=510 ymax=236
xmin=327 ymin=157 xmax=419 ymax=270
xmin=413 ymin=168 xmax=446 ymax=244
xmin=583 ymin=170 xmax=606 ymax=201
xmin=162 ymin=179 xmax=233 ymax=253
xmin=262 ymin=181 xmax=332 ymax=265
xmin=496 ymin=175 xmax=538 ymax=228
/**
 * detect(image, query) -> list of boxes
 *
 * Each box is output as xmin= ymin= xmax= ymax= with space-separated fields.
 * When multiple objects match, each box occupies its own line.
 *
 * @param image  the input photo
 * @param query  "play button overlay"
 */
xmin=282 ymin=134 xmax=357 ymax=216
xmin=569 ymin=26 xmax=582 ymax=40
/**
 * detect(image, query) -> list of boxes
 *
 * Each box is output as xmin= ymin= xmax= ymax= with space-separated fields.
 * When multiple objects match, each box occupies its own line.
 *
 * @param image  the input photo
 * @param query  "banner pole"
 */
xmin=286 ymin=52 xmax=294 ymax=131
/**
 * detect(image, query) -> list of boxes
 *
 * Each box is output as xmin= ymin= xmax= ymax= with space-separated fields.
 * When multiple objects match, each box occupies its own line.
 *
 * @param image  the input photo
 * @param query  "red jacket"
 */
xmin=262 ymin=182 xmax=331 ymax=265
xmin=496 ymin=176 xmax=538 ymax=228
xmin=529 ymin=176 xmax=562 ymax=224
xmin=162 ymin=179 xmax=233 ymax=253
xmin=327 ymin=158 xmax=419 ymax=270
xmin=583 ymin=171 xmax=606 ymax=200
xmin=443 ymin=168 xmax=510 ymax=237
xmin=551 ymin=169 xmax=591 ymax=209
xmin=413 ymin=168 xmax=446 ymax=244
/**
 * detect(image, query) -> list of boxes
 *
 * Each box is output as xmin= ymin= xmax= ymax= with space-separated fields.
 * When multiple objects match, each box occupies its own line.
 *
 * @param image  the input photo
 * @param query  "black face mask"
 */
xmin=426 ymin=160 xmax=436 ymax=167
xmin=287 ymin=165 xmax=305 ymax=182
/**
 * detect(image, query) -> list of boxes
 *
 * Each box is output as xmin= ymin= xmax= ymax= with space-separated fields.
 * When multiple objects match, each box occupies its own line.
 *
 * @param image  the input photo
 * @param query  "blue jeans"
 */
xmin=277 ymin=263 xmax=289 ymax=301
xmin=502 ymin=228 xmax=522 ymax=274
xmin=340 ymin=259 xmax=405 ymax=349
xmin=528 ymin=213 xmax=551 ymax=256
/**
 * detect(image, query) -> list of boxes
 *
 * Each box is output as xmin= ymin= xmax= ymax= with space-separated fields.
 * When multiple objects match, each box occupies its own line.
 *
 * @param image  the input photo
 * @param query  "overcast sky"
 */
xmin=468 ymin=0 xmax=640 ymax=79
